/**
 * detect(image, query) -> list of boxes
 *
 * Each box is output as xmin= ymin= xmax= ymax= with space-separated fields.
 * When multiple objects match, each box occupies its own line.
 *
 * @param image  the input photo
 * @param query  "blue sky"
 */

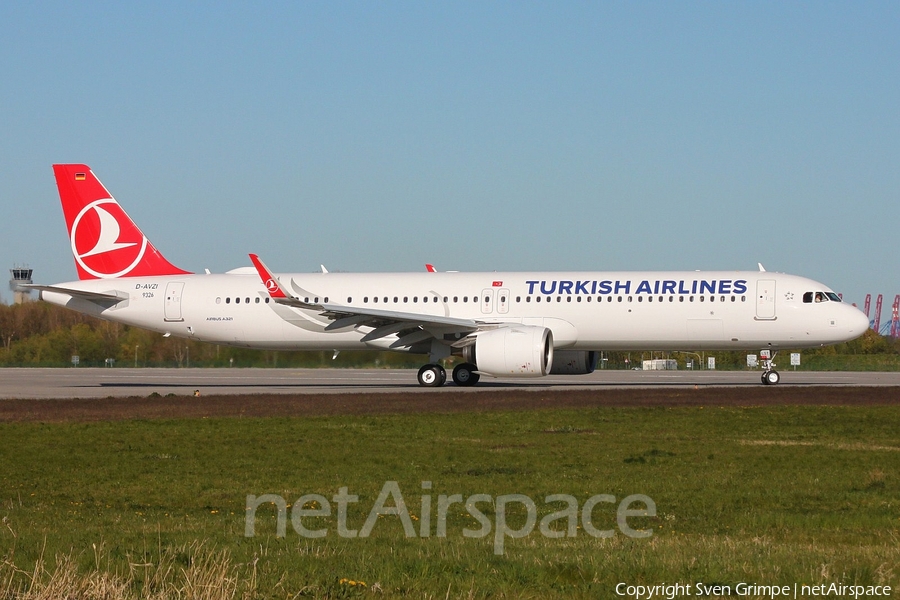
xmin=1 ymin=2 xmax=897 ymax=307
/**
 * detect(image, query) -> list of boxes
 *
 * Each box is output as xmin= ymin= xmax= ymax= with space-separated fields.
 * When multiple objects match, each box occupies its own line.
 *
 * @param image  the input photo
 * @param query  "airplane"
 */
xmin=30 ymin=164 xmax=870 ymax=387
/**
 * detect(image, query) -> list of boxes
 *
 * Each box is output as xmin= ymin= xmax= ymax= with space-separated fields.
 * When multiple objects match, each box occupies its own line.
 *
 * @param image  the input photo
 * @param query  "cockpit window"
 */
xmin=804 ymin=291 xmax=839 ymax=303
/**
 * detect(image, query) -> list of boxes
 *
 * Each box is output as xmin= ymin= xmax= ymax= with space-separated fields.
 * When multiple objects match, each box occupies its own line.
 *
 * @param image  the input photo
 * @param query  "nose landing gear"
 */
xmin=760 ymin=350 xmax=780 ymax=385
xmin=761 ymin=369 xmax=781 ymax=385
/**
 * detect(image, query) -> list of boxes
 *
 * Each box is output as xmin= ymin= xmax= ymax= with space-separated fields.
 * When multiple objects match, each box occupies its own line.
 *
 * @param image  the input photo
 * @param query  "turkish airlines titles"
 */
xmin=525 ymin=279 xmax=749 ymax=296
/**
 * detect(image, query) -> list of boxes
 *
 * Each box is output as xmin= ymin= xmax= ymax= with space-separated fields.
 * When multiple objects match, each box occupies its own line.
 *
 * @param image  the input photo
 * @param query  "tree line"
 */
xmin=0 ymin=301 xmax=897 ymax=369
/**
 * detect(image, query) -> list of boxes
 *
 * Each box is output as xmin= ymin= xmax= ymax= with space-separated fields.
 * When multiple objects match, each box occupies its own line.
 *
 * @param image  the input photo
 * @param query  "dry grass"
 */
xmin=0 ymin=542 xmax=254 ymax=600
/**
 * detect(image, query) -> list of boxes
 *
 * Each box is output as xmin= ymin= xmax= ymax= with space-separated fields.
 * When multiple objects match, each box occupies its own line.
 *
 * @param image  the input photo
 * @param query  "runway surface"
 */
xmin=2 ymin=367 xmax=900 ymax=399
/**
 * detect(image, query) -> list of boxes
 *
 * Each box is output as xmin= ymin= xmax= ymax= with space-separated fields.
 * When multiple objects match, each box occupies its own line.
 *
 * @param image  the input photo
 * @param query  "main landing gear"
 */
xmin=416 ymin=362 xmax=480 ymax=387
xmin=417 ymin=364 xmax=445 ymax=387
xmin=760 ymin=350 xmax=780 ymax=385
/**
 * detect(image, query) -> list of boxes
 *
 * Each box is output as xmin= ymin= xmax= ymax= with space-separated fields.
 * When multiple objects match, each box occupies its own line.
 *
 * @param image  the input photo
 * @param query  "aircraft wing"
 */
xmin=249 ymin=254 xmax=487 ymax=347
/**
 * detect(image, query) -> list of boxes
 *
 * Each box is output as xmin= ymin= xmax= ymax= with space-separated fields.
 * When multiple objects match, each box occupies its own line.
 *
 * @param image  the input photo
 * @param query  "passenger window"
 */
xmin=255 ymin=297 xmax=260 ymax=304
xmin=226 ymin=297 xmax=231 ymax=304
xmin=216 ymin=297 xmax=221 ymax=304
xmin=235 ymin=297 xmax=240 ymax=304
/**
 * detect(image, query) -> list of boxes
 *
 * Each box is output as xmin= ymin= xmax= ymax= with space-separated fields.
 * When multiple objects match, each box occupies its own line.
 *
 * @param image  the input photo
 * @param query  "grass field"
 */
xmin=1 ymin=398 xmax=898 ymax=598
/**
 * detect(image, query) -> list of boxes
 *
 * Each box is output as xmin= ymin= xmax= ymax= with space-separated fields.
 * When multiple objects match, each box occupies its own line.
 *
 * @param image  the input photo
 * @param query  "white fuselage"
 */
xmin=42 ymin=269 xmax=869 ymax=352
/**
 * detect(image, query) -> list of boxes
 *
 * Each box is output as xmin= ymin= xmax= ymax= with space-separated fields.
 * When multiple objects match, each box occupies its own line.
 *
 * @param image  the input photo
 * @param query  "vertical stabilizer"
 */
xmin=53 ymin=164 xmax=191 ymax=280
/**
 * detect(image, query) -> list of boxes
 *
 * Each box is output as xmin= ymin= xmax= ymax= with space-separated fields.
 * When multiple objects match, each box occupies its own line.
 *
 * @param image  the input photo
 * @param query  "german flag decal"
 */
xmin=74 ymin=173 xmax=86 ymax=181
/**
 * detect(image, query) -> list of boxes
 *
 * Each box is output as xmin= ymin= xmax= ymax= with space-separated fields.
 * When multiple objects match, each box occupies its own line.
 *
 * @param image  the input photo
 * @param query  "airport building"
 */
xmin=9 ymin=266 xmax=34 ymax=304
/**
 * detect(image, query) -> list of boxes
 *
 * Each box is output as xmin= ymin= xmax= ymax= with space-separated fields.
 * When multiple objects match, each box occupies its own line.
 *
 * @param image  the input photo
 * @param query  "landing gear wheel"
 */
xmin=452 ymin=363 xmax=480 ymax=387
xmin=761 ymin=370 xmax=780 ymax=385
xmin=417 ymin=364 xmax=445 ymax=387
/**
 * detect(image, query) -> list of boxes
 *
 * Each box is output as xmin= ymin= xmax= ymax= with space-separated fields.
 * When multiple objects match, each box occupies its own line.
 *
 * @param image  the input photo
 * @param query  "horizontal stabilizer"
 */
xmin=23 ymin=284 xmax=127 ymax=303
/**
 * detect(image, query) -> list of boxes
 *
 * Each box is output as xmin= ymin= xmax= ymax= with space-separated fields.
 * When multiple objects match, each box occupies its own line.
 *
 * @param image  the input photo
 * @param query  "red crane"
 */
xmin=873 ymin=294 xmax=883 ymax=333
xmin=891 ymin=295 xmax=900 ymax=339
xmin=864 ymin=294 xmax=871 ymax=318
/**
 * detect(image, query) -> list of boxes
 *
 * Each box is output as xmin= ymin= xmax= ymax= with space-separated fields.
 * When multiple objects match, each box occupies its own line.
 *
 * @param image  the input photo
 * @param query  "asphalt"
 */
xmin=1 ymin=367 xmax=900 ymax=400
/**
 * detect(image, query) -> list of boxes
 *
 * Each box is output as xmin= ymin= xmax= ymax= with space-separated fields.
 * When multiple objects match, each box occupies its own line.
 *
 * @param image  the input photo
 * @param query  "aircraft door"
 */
xmin=164 ymin=282 xmax=185 ymax=322
xmin=756 ymin=279 xmax=776 ymax=320
xmin=481 ymin=288 xmax=494 ymax=314
xmin=497 ymin=288 xmax=510 ymax=314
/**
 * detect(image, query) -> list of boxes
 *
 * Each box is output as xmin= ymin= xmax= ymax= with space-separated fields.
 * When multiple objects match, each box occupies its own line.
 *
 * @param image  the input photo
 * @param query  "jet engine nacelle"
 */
xmin=472 ymin=326 xmax=554 ymax=377
xmin=549 ymin=350 xmax=599 ymax=375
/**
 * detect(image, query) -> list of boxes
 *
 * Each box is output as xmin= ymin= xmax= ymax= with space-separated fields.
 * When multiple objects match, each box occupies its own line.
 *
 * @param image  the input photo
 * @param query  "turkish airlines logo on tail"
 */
xmin=71 ymin=199 xmax=148 ymax=278
xmin=265 ymin=278 xmax=280 ymax=293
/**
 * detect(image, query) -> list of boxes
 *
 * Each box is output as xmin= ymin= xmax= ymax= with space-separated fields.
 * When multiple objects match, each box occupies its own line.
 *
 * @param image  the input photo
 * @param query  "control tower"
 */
xmin=9 ymin=266 xmax=34 ymax=304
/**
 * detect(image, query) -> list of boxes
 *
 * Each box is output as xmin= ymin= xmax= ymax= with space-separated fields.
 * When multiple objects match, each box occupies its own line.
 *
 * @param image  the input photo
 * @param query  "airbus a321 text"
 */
xmin=31 ymin=164 xmax=869 ymax=387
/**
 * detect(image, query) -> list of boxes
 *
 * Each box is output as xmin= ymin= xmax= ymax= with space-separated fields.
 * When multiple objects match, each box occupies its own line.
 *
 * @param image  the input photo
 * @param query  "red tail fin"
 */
xmin=53 ymin=164 xmax=191 ymax=279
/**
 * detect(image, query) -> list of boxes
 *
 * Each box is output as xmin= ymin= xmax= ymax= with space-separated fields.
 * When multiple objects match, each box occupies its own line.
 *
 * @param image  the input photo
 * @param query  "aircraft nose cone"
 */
xmin=849 ymin=307 xmax=870 ymax=338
